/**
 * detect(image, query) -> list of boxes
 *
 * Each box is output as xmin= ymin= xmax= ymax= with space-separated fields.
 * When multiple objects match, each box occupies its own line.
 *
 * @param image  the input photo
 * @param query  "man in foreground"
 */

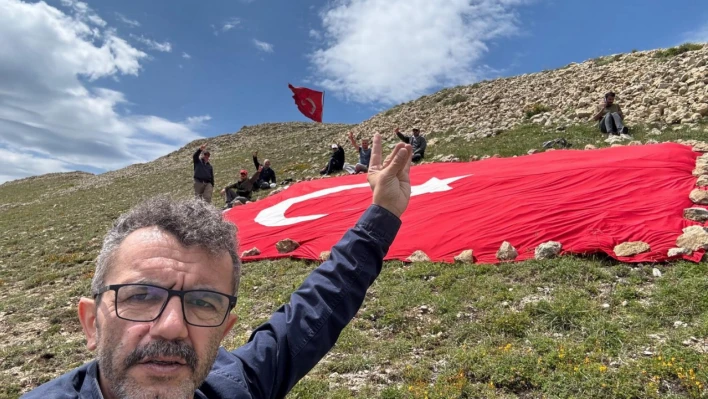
xmin=193 ymin=144 xmax=214 ymax=203
xmin=592 ymin=91 xmax=629 ymax=135
xmin=347 ymin=131 xmax=372 ymax=174
xmin=252 ymin=151 xmax=276 ymax=189
xmin=23 ymin=133 xmax=412 ymax=399
xmin=220 ymin=167 xmax=262 ymax=208
xmin=395 ymin=127 xmax=426 ymax=162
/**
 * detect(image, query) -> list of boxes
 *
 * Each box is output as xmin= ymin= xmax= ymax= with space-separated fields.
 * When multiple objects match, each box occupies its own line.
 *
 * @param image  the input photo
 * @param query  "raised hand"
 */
xmin=200 ymin=144 xmax=207 ymax=151
xmin=367 ymin=133 xmax=412 ymax=218
xmin=253 ymin=150 xmax=258 ymax=157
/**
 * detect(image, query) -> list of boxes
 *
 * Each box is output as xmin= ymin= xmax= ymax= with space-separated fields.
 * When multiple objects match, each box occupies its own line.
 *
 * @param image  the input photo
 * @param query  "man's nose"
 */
xmin=150 ymin=296 xmax=189 ymax=340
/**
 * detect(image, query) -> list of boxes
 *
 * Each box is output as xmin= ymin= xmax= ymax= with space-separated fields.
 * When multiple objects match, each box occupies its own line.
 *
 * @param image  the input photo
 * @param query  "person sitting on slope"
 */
xmin=320 ymin=143 xmax=345 ymax=175
xmin=252 ymin=151 xmax=276 ymax=189
xmin=347 ymin=131 xmax=372 ymax=174
xmin=220 ymin=166 xmax=262 ymax=208
xmin=395 ymin=127 xmax=427 ymax=163
xmin=592 ymin=91 xmax=630 ymax=135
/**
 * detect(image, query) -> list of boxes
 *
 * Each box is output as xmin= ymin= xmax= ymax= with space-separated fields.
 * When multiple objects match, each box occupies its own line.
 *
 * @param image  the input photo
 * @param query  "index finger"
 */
xmin=370 ymin=133 xmax=383 ymax=168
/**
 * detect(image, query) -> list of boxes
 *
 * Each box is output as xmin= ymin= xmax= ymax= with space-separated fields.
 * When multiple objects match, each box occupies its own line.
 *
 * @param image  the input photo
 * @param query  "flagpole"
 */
xmin=321 ymin=91 xmax=325 ymax=123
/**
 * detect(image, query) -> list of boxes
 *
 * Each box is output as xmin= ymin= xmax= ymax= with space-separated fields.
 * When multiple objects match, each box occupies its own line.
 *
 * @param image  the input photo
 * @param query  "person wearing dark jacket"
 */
xmin=320 ymin=144 xmax=345 ymax=175
xmin=21 ymin=134 xmax=413 ymax=399
xmin=221 ymin=167 xmax=262 ymax=207
xmin=395 ymin=127 xmax=426 ymax=162
xmin=252 ymin=151 xmax=276 ymax=189
xmin=193 ymin=144 xmax=214 ymax=203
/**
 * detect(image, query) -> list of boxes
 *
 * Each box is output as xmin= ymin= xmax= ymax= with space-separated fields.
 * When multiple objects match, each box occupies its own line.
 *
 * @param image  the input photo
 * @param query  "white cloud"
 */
xmin=182 ymin=51 xmax=191 ymax=59
xmin=115 ymin=12 xmax=140 ymax=27
xmin=253 ymin=39 xmax=274 ymax=53
xmin=309 ymin=0 xmax=531 ymax=104
xmin=309 ymin=29 xmax=322 ymax=40
xmin=130 ymin=34 xmax=172 ymax=52
xmin=185 ymin=115 xmax=211 ymax=128
xmin=0 ymin=0 xmax=204 ymax=183
xmin=60 ymin=0 xmax=106 ymax=27
xmin=222 ymin=17 xmax=241 ymax=32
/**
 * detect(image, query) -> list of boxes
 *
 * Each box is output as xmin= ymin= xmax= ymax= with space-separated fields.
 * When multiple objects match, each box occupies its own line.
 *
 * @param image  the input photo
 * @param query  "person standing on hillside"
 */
xmin=347 ymin=131 xmax=372 ymax=174
xmin=220 ymin=166 xmax=263 ymax=208
xmin=252 ymin=151 xmax=276 ymax=189
xmin=592 ymin=92 xmax=629 ymax=135
xmin=21 ymin=134 xmax=413 ymax=399
xmin=193 ymin=144 xmax=214 ymax=203
xmin=320 ymin=143 xmax=345 ymax=175
xmin=395 ymin=127 xmax=427 ymax=163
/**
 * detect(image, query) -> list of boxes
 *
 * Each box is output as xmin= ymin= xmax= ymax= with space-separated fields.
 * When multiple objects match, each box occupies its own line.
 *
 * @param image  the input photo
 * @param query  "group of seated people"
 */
xmin=197 ymin=93 xmax=623 ymax=208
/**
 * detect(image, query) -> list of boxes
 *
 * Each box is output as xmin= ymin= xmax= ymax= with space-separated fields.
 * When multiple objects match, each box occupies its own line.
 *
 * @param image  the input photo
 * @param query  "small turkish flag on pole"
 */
xmin=288 ymin=84 xmax=324 ymax=123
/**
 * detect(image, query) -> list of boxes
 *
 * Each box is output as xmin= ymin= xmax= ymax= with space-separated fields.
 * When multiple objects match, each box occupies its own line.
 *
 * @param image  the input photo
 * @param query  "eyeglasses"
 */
xmin=94 ymin=284 xmax=237 ymax=327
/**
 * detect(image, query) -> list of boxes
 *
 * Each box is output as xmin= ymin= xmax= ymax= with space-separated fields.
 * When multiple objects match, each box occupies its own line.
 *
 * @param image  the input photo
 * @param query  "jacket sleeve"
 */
xmin=193 ymin=149 xmax=202 ymax=165
xmin=396 ymin=132 xmax=410 ymax=144
xmin=253 ymin=156 xmax=261 ymax=170
xmin=250 ymin=171 xmax=261 ymax=184
xmin=229 ymin=205 xmax=401 ymax=398
xmin=270 ymin=171 xmax=277 ymax=184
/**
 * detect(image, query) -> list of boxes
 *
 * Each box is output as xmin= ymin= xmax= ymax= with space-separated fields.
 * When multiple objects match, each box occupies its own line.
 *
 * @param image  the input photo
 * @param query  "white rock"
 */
xmin=496 ymin=241 xmax=518 ymax=261
xmin=453 ymin=249 xmax=474 ymax=263
xmin=676 ymin=226 xmax=708 ymax=251
xmin=407 ymin=250 xmax=430 ymax=262
xmin=275 ymin=239 xmax=300 ymax=254
xmin=241 ymin=247 xmax=261 ymax=257
xmin=683 ymin=207 xmax=708 ymax=222
xmin=535 ymin=241 xmax=562 ymax=260
xmin=668 ymin=247 xmax=692 ymax=257
xmin=689 ymin=189 xmax=708 ymax=204
xmin=613 ymin=241 xmax=651 ymax=257
xmin=652 ymin=268 xmax=662 ymax=277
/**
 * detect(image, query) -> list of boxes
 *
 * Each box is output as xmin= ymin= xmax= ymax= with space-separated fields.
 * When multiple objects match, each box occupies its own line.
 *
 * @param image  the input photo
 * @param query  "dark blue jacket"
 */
xmin=21 ymin=205 xmax=401 ymax=399
xmin=193 ymin=149 xmax=214 ymax=186
xmin=253 ymin=156 xmax=276 ymax=184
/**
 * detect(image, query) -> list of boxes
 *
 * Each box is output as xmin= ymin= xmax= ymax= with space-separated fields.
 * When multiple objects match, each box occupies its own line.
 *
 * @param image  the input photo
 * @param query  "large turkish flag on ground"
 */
xmin=224 ymin=143 xmax=704 ymax=264
xmin=288 ymin=84 xmax=324 ymax=123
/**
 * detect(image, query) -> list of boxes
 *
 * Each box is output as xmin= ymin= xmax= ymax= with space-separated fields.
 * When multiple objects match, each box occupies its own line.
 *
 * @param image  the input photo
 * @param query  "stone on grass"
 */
xmin=684 ymin=207 xmax=708 ymax=222
xmin=668 ymin=247 xmax=692 ymax=257
xmin=689 ymin=189 xmax=708 ymax=204
xmin=676 ymin=226 xmax=708 ymax=251
xmin=407 ymin=250 xmax=430 ymax=262
xmin=527 ymin=149 xmax=538 ymax=155
xmin=697 ymin=175 xmax=708 ymax=187
xmin=319 ymin=251 xmax=331 ymax=261
xmin=693 ymin=142 xmax=708 ymax=152
xmin=535 ymin=241 xmax=562 ymax=260
xmin=453 ymin=249 xmax=474 ymax=263
xmin=652 ymin=268 xmax=662 ymax=277
xmin=241 ymin=247 xmax=261 ymax=257
xmin=627 ymin=141 xmax=642 ymax=146
xmin=584 ymin=144 xmax=597 ymax=150
xmin=613 ymin=241 xmax=650 ymax=257
xmin=276 ymin=238 xmax=300 ymax=254
xmin=496 ymin=241 xmax=518 ymax=261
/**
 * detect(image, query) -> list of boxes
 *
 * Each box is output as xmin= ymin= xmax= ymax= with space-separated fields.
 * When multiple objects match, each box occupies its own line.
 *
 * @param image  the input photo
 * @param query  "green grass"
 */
xmin=523 ymin=103 xmax=551 ymax=119
xmin=2 ymin=121 xmax=708 ymax=398
xmin=655 ymin=43 xmax=704 ymax=59
xmin=441 ymin=94 xmax=468 ymax=107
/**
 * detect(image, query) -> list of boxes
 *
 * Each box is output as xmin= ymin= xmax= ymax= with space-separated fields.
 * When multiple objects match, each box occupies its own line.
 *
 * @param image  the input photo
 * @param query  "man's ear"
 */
xmin=221 ymin=314 xmax=239 ymax=341
xmin=78 ymin=297 xmax=98 ymax=351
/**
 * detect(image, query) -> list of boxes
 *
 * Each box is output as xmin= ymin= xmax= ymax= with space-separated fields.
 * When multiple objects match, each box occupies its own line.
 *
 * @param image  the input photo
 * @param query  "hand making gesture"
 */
xmin=367 ymin=133 xmax=412 ymax=218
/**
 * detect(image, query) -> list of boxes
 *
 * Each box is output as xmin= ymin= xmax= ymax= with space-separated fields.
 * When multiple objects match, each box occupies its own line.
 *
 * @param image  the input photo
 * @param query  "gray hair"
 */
xmin=92 ymin=196 xmax=240 ymax=295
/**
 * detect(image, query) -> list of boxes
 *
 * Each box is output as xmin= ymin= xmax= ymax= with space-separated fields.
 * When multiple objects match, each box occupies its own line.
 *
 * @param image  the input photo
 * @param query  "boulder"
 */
xmin=613 ymin=241 xmax=650 ymax=257
xmin=276 ymin=239 xmax=300 ymax=254
xmin=453 ymin=249 xmax=474 ymax=263
xmin=407 ymin=250 xmax=431 ymax=262
xmin=496 ymin=241 xmax=518 ymax=261
xmin=689 ymin=189 xmax=708 ymax=205
xmin=668 ymin=247 xmax=692 ymax=257
xmin=683 ymin=207 xmax=708 ymax=222
xmin=535 ymin=241 xmax=562 ymax=260
xmin=584 ymin=144 xmax=597 ymax=150
xmin=241 ymin=247 xmax=261 ymax=257
xmin=676 ymin=226 xmax=708 ymax=251
xmin=693 ymin=142 xmax=708 ymax=152
xmin=697 ymin=175 xmax=708 ymax=187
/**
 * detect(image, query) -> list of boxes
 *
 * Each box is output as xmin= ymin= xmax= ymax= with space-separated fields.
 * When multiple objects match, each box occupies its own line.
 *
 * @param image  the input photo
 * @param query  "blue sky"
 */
xmin=0 ymin=0 xmax=707 ymax=183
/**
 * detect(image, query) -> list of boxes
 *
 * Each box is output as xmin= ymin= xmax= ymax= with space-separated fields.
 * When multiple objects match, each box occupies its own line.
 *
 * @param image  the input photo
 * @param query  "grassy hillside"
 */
xmin=2 ymin=118 xmax=708 ymax=398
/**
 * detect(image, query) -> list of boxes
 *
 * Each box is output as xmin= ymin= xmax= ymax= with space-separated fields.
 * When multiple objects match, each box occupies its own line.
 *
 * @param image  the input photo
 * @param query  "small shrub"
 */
xmin=654 ymin=43 xmax=704 ymax=59
xmin=442 ymin=94 xmax=468 ymax=106
xmin=523 ymin=103 xmax=551 ymax=119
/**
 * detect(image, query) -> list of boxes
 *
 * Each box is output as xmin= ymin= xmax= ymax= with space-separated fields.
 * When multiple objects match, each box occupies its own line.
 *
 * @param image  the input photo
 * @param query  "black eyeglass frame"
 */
xmin=94 ymin=283 xmax=238 ymax=327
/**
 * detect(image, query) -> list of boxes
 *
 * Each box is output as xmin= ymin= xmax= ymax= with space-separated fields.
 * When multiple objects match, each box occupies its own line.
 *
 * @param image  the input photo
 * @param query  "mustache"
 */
xmin=124 ymin=340 xmax=198 ymax=371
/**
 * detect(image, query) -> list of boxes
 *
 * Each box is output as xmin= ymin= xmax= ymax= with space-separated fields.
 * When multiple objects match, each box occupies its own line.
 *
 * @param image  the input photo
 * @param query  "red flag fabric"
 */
xmin=224 ymin=143 xmax=704 ymax=264
xmin=288 ymin=84 xmax=324 ymax=123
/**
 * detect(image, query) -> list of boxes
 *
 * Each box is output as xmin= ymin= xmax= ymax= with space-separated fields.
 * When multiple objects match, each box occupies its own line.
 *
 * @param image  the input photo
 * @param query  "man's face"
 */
xmin=264 ymin=160 xmax=271 ymax=168
xmin=78 ymin=227 xmax=237 ymax=399
xmin=412 ymin=130 xmax=420 ymax=137
xmin=202 ymin=154 xmax=210 ymax=163
xmin=606 ymin=95 xmax=615 ymax=105
xmin=361 ymin=139 xmax=369 ymax=150
xmin=239 ymin=172 xmax=247 ymax=181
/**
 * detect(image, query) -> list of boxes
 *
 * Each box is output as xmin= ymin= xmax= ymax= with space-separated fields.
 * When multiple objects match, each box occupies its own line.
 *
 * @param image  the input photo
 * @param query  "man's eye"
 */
xmin=190 ymin=298 xmax=217 ymax=309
